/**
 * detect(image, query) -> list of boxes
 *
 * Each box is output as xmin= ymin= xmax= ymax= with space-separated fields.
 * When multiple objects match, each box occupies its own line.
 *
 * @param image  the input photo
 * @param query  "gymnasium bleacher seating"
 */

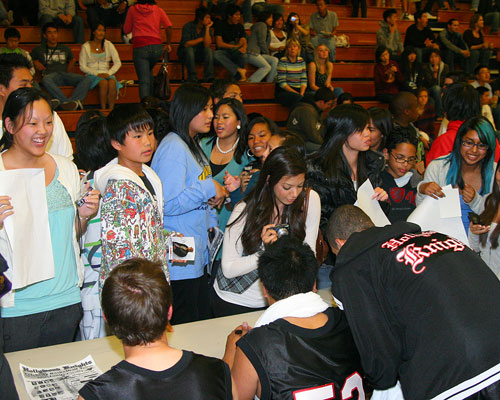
xmin=0 ymin=0 xmax=492 ymax=144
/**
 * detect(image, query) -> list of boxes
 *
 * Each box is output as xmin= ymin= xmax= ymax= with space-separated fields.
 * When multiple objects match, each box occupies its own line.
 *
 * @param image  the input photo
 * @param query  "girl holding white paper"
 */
xmin=0 ymin=87 xmax=100 ymax=352
xmin=417 ymin=116 xmax=497 ymax=232
xmin=469 ymin=162 xmax=500 ymax=278
xmin=307 ymin=103 xmax=388 ymax=233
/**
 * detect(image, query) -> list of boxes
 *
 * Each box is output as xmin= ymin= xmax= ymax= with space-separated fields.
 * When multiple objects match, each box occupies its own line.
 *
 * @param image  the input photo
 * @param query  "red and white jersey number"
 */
xmin=293 ymin=372 xmax=365 ymax=400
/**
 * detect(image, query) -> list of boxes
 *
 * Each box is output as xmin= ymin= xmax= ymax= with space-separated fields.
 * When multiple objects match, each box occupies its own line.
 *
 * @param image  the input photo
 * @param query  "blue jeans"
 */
xmin=311 ymin=35 xmax=336 ymax=62
xmin=441 ymin=48 xmax=466 ymax=72
xmin=214 ymin=49 xmax=248 ymax=79
xmin=42 ymin=71 xmax=91 ymax=103
xmin=241 ymin=0 xmax=285 ymax=23
xmin=133 ymin=44 xmax=163 ymax=100
xmin=428 ymin=85 xmax=443 ymax=117
xmin=468 ymin=49 xmax=492 ymax=73
xmin=248 ymin=53 xmax=278 ymax=82
xmin=2 ymin=303 xmax=83 ymax=352
xmin=178 ymin=45 xmax=214 ymax=81
xmin=39 ymin=14 xmax=85 ymax=44
xmin=414 ymin=47 xmax=434 ymax=64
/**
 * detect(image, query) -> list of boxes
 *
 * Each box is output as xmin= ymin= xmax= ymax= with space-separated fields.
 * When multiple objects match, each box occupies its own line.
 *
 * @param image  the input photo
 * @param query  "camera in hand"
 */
xmin=273 ymin=224 xmax=290 ymax=238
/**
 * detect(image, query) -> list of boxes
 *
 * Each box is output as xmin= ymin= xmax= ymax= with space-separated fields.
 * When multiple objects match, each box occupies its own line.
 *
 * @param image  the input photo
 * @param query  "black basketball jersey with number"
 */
xmin=333 ymin=222 xmax=500 ymax=400
xmin=79 ymin=351 xmax=232 ymax=400
xmin=237 ymin=307 xmax=366 ymax=400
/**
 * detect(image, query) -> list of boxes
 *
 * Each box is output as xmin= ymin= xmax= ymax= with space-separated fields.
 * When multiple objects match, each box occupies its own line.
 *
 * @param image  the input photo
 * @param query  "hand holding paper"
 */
xmin=0 ymin=196 xmax=14 ymax=228
xmin=355 ymin=179 xmax=391 ymax=227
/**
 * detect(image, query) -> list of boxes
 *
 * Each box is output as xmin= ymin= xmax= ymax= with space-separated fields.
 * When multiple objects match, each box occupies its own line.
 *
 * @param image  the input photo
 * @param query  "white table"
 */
xmin=5 ymin=290 xmax=333 ymax=399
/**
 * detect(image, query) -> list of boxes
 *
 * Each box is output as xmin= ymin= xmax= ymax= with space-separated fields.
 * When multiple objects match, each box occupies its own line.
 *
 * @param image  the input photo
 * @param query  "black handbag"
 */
xmin=153 ymin=50 xmax=172 ymax=100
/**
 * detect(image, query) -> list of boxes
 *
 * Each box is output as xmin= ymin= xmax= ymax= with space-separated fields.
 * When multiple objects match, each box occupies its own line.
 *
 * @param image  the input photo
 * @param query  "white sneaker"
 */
xmin=426 ymin=12 xmax=437 ymax=19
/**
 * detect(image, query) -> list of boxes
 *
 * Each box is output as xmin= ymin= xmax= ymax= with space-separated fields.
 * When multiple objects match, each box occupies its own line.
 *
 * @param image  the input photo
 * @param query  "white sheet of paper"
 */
xmin=407 ymin=185 xmax=469 ymax=245
xmin=355 ymin=179 xmax=391 ymax=227
xmin=0 ymin=168 xmax=54 ymax=289
xmin=439 ymin=185 xmax=461 ymax=218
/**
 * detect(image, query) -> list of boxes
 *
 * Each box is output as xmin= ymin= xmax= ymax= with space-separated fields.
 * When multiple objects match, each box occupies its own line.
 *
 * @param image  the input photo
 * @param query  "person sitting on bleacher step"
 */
xmin=84 ymin=0 xmax=131 ymax=40
xmin=31 ymin=23 xmax=92 ymax=111
xmin=39 ymin=0 xmax=85 ymax=44
xmin=178 ymin=6 xmax=215 ymax=83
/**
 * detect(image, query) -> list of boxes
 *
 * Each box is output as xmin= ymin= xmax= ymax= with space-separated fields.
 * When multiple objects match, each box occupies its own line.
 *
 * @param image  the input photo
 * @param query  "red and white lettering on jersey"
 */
xmin=381 ymin=232 xmax=466 ymax=275
xmin=293 ymin=373 xmax=365 ymax=400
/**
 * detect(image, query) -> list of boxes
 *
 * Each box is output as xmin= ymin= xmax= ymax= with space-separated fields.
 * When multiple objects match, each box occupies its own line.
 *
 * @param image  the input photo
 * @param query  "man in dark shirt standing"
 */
xmin=178 ymin=7 xmax=214 ymax=83
xmin=214 ymin=5 xmax=248 ymax=82
xmin=404 ymin=11 xmax=439 ymax=63
xmin=31 ymin=23 xmax=91 ymax=111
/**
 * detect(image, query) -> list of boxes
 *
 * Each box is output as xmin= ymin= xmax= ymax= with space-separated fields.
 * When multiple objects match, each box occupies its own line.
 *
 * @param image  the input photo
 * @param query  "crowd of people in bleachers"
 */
xmin=2 ymin=0 xmax=500 ymax=399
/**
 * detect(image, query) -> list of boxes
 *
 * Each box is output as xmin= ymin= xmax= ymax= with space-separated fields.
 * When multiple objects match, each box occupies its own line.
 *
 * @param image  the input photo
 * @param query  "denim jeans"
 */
xmin=311 ymin=36 xmax=336 ymax=62
xmin=248 ymin=53 xmax=278 ymax=82
xmin=179 ymin=46 xmax=214 ymax=81
xmin=39 ymin=14 xmax=85 ymax=44
xmin=133 ymin=44 xmax=163 ymax=100
xmin=468 ymin=49 xmax=492 ymax=73
xmin=42 ymin=71 xmax=91 ymax=102
xmin=2 ymin=303 xmax=83 ymax=352
xmin=214 ymin=49 xmax=248 ymax=79
xmin=414 ymin=47 xmax=434 ymax=64
xmin=240 ymin=0 xmax=285 ymax=23
xmin=86 ymin=5 xmax=127 ymax=28
xmin=428 ymin=85 xmax=443 ymax=117
xmin=441 ymin=48 xmax=466 ymax=72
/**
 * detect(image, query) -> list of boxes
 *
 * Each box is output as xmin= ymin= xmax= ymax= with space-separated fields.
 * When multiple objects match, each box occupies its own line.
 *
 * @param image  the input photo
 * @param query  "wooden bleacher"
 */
xmin=0 ymin=0 xmax=487 ymax=134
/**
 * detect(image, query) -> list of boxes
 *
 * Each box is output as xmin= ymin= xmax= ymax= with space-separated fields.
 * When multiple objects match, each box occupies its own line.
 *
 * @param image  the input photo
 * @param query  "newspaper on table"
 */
xmin=20 ymin=355 xmax=102 ymax=400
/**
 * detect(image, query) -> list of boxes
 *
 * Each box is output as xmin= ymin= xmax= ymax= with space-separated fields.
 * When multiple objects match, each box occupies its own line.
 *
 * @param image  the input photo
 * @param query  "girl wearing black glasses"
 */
xmin=417 ymin=116 xmax=497 ymax=231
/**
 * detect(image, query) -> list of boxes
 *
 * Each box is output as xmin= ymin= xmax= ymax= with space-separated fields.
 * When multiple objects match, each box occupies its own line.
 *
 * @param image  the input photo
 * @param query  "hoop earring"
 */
xmin=247 ymin=149 xmax=254 ymax=158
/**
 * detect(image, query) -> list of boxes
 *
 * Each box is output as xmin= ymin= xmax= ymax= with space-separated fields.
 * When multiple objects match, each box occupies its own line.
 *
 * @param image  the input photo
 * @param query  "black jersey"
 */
xmin=237 ymin=307 xmax=366 ymax=400
xmin=79 ymin=351 xmax=232 ymax=400
xmin=332 ymin=222 xmax=500 ymax=400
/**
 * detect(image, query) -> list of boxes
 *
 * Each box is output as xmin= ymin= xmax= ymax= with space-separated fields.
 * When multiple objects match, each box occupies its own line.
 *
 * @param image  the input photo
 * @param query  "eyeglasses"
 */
xmin=461 ymin=140 xmax=489 ymax=151
xmin=390 ymin=152 xmax=417 ymax=165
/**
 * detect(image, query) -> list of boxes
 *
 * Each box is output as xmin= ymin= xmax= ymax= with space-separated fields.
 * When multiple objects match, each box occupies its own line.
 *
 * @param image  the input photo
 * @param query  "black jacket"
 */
xmin=333 ymin=222 xmax=500 ymax=400
xmin=307 ymin=150 xmax=386 ymax=233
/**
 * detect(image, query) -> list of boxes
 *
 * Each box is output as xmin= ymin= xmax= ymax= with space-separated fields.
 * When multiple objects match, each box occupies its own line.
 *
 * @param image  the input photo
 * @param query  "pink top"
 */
xmin=123 ymin=4 xmax=172 ymax=48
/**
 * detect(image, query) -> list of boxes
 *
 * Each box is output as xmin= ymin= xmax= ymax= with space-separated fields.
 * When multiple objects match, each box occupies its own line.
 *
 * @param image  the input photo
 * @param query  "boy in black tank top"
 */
xmin=222 ymin=238 xmax=367 ymax=400
xmin=79 ymin=259 xmax=234 ymax=400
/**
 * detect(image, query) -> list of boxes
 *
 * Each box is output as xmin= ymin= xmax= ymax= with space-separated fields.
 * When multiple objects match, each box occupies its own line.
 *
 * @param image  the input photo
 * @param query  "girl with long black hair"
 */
xmin=212 ymin=147 xmax=320 ymax=317
xmin=151 ymin=83 xmax=226 ymax=324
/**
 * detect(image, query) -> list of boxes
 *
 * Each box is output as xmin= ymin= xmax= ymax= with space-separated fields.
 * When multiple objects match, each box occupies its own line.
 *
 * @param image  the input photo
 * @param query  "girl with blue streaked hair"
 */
xmin=417 ymin=115 xmax=497 ymax=231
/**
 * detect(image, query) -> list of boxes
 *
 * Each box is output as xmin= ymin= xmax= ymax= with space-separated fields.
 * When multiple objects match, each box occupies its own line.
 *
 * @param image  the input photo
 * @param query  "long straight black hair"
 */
xmin=229 ymin=147 xmax=307 ymax=255
xmin=480 ymin=162 xmax=500 ymax=249
xmin=309 ymin=103 xmax=371 ymax=186
xmin=169 ymin=82 xmax=211 ymax=166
